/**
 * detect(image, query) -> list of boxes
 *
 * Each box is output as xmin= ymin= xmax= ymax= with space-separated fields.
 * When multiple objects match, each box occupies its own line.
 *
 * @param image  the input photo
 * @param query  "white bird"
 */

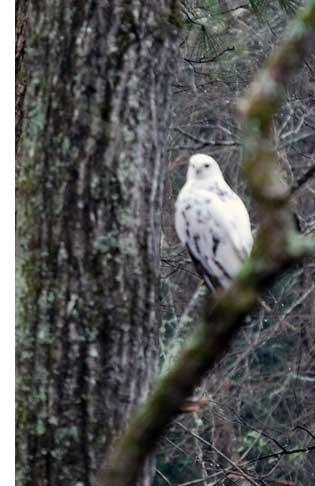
xmin=175 ymin=154 xmax=253 ymax=290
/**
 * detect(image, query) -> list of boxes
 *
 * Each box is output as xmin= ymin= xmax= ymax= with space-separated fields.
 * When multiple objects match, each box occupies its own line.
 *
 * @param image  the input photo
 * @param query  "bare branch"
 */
xmin=156 ymin=469 xmax=173 ymax=485
xmin=183 ymin=46 xmax=235 ymax=64
xmin=245 ymin=444 xmax=315 ymax=466
xmin=176 ymin=421 xmax=262 ymax=486
xmin=173 ymin=127 xmax=239 ymax=147
xmin=291 ymin=163 xmax=315 ymax=194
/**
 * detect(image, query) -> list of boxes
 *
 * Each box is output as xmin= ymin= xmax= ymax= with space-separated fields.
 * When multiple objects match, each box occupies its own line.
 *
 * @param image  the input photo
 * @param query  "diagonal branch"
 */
xmin=245 ymin=444 xmax=315 ymax=466
xmin=291 ymin=163 xmax=315 ymax=194
xmin=173 ymin=127 xmax=239 ymax=147
xmin=183 ymin=46 xmax=235 ymax=64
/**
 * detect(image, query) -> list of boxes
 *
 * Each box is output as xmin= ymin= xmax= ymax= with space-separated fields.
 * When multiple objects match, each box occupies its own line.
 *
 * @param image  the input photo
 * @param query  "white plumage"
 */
xmin=175 ymin=154 xmax=253 ymax=290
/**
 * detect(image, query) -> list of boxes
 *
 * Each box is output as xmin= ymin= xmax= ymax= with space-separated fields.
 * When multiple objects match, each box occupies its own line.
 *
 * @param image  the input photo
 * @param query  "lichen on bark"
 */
xmin=16 ymin=2 xmax=180 ymax=485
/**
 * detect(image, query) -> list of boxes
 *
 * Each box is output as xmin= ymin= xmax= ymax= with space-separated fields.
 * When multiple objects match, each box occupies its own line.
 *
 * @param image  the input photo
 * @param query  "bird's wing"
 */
xmin=206 ymin=192 xmax=253 ymax=279
xmin=175 ymin=184 xmax=253 ymax=288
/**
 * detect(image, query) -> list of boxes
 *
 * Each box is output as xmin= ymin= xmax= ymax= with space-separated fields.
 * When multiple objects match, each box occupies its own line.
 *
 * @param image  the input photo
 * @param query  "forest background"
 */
xmin=15 ymin=1 xmax=315 ymax=486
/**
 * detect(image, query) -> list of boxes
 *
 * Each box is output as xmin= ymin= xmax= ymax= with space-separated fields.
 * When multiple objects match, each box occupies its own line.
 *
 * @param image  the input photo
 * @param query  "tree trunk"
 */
xmin=15 ymin=0 xmax=28 ymax=156
xmin=16 ymin=2 xmax=180 ymax=485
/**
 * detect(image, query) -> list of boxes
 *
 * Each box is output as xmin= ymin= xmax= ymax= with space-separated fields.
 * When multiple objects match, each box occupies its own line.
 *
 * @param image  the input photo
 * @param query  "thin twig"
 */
xmin=156 ymin=468 xmax=173 ymax=485
xmin=174 ymin=127 xmax=239 ymax=147
xmin=176 ymin=421 xmax=261 ymax=486
xmin=183 ymin=46 xmax=235 ymax=64
xmin=245 ymin=445 xmax=315 ymax=465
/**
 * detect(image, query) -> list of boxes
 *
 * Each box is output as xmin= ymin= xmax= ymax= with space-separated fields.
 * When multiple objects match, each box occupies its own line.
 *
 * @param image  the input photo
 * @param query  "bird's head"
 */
xmin=186 ymin=154 xmax=223 ymax=182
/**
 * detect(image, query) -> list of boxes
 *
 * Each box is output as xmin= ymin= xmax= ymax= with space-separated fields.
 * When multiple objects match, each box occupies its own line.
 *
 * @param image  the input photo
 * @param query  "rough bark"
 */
xmin=15 ymin=0 xmax=28 ymax=156
xmin=16 ymin=2 xmax=180 ymax=485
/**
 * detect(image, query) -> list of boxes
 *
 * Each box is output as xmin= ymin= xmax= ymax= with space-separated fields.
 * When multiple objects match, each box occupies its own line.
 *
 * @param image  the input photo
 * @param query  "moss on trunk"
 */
xmin=16 ymin=2 xmax=179 ymax=485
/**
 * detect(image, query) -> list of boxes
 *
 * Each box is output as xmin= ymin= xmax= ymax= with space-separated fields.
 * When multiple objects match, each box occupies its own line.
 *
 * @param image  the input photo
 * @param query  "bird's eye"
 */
xmin=205 ymin=164 xmax=210 ymax=168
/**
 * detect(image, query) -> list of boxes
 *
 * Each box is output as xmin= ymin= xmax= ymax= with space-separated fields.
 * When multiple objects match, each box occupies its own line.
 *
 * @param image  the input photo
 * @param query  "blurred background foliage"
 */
xmin=156 ymin=0 xmax=315 ymax=484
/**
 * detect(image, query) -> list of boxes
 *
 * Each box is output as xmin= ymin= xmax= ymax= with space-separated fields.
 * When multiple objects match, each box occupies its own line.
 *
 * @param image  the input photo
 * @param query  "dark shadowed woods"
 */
xmin=16 ymin=2 xmax=315 ymax=486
